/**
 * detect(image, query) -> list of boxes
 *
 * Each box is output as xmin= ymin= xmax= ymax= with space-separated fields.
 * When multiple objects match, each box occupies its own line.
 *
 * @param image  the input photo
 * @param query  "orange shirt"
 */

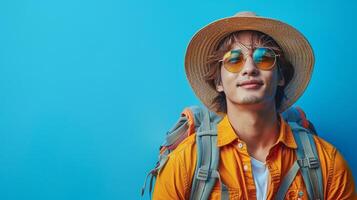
xmin=152 ymin=114 xmax=356 ymax=200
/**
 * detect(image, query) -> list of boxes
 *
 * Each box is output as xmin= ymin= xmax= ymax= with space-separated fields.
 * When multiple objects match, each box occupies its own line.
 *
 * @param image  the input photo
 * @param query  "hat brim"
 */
xmin=185 ymin=16 xmax=314 ymax=113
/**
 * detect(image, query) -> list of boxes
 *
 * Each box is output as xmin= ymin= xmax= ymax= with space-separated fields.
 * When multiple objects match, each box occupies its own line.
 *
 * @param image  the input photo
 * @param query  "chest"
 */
xmin=208 ymin=144 xmax=309 ymax=199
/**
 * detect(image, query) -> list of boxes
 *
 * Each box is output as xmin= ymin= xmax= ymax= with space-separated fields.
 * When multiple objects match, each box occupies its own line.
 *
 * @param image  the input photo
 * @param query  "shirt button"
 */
xmin=243 ymin=164 xmax=249 ymax=171
xmin=237 ymin=143 xmax=243 ymax=149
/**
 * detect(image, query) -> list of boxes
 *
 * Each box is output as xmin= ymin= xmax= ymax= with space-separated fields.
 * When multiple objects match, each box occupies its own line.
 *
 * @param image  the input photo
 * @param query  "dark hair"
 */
xmin=204 ymin=30 xmax=295 ymax=113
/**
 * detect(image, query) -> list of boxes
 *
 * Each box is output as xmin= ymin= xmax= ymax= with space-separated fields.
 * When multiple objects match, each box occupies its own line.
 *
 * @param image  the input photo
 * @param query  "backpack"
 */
xmin=142 ymin=106 xmax=324 ymax=200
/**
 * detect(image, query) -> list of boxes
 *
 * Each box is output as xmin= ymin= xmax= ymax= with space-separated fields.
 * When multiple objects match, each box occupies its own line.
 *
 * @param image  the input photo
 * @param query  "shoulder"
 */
xmin=312 ymin=135 xmax=336 ymax=160
xmin=311 ymin=134 xmax=342 ymax=170
xmin=311 ymin=134 xmax=351 ymax=169
xmin=159 ymin=133 xmax=197 ymax=174
xmin=171 ymin=133 xmax=197 ymax=156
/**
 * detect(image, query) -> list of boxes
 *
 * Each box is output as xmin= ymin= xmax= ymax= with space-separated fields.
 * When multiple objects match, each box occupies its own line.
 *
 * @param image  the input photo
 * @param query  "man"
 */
xmin=152 ymin=12 xmax=356 ymax=199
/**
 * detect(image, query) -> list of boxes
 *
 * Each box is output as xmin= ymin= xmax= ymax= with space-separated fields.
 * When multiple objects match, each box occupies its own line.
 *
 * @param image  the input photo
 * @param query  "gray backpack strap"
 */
xmin=276 ymin=122 xmax=324 ymax=200
xmin=275 ymin=161 xmax=300 ymax=200
xmin=189 ymin=106 xmax=228 ymax=200
xmin=293 ymin=123 xmax=324 ymax=200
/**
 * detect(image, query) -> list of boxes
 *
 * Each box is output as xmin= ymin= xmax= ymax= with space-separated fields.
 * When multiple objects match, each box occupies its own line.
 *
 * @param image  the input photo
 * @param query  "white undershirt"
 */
xmin=250 ymin=156 xmax=269 ymax=200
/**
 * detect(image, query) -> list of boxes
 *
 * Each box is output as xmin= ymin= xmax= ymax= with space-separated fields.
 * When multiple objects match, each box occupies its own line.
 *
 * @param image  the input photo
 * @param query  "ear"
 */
xmin=216 ymin=82 xmax=224 ymax=92
xmin=277 ymin=68 xmax=285 ymax=86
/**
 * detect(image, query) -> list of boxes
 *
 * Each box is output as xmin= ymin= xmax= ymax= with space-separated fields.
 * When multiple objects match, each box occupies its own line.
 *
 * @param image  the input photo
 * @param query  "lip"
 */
xmin=237 ymin=80 xmax=263 ymax=89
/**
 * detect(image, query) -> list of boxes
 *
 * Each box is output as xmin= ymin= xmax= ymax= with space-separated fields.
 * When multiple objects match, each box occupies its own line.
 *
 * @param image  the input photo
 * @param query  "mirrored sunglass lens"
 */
xmin=224 ymin=50 xmax=244 ymax=73
xmin=253 ymin=48 xmax=276 ymax=70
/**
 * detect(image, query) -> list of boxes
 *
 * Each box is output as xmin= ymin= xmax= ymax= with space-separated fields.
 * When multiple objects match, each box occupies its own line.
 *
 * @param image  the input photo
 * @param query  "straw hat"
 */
xmin=184 ymin=11 xmax=314 ymax=113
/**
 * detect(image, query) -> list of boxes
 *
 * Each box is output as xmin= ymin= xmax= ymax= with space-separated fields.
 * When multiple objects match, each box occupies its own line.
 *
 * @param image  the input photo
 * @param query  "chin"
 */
xmin=228 ymin=95 xmax=264 ymax=105
xmin=239 ymin=97 xmax=264 ymax=105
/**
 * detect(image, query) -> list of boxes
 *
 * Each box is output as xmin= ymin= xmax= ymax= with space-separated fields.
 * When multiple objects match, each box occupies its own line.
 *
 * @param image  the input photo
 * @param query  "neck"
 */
xmin=226 ymin=101 xmax=280 ymax=160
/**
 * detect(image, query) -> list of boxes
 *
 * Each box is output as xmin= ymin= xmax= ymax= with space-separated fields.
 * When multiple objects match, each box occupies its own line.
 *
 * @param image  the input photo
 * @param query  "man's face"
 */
xmin=216 ymin=31 xmax=285 ymax=110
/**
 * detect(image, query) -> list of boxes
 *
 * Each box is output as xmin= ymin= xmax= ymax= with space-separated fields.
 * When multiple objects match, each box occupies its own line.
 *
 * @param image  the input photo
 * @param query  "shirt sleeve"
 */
xmin=326 ymin=149 xmax=357 ymax=200
xmin=152 ymin=151 xmax=190 ymax=200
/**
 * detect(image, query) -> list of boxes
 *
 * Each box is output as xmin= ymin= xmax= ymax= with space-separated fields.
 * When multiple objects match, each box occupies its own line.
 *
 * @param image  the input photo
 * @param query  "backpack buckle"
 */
xmin=298 ymin=157 xmax=319 ymax=169
xmin=307 ymin=157 xmax=319 ymax=168
xmin=197 ymin=167 xmax=210 ymax=181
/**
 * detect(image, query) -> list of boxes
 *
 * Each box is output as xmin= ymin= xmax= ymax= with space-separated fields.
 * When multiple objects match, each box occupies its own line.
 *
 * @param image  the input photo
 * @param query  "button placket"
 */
xmin=236 ymin=141 xmax=255 ymax=198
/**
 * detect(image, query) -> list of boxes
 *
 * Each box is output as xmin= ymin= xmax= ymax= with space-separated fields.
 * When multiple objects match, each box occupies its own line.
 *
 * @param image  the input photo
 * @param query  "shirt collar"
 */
xmin=216 ymin=114 xmax=297 ymax=149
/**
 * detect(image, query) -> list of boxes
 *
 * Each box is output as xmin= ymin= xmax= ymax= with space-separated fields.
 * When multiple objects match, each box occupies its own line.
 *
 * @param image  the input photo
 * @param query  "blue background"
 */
xmin=0 ymin=0 xmax=356 ymax=199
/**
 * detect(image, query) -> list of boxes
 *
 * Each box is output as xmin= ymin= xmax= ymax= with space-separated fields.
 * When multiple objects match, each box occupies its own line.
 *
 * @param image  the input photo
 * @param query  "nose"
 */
xmin=240 ymin=56 xmax=259 ymax=76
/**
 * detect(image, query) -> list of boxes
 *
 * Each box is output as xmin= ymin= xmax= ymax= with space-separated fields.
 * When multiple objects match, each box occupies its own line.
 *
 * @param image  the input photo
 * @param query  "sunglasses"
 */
xmin=220 ymin=47 xmax=280 ymax=73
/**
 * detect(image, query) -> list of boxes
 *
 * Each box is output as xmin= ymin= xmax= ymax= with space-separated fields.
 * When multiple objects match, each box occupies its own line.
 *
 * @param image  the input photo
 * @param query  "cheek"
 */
xmin=220 ymin=68 xmax=237 ymax=90
xmin=263 ymin=70 xmax=279 ymax=92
